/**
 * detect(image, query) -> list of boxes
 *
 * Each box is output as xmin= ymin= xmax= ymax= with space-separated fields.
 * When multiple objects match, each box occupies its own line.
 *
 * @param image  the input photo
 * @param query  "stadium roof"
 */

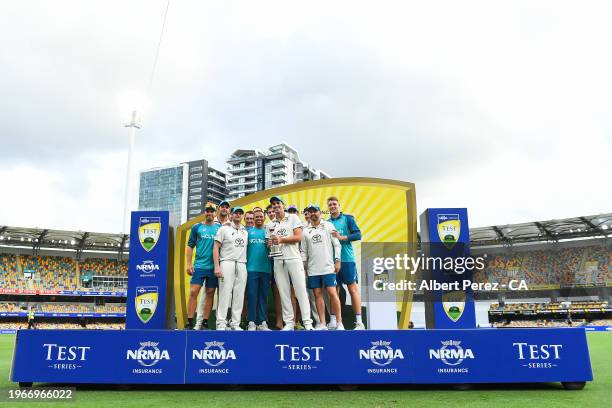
xmin=0 ymin=225 xmax=128 ymax=253
xmin=0 ymin=213 xmax=610 ymax=253
xmin=470 ymin=213 xmax=612 ymax=246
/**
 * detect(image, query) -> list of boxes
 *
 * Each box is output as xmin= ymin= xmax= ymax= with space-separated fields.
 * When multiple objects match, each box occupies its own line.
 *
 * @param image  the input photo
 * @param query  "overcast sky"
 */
xmin=0 ymin=0 xmax=610 ymax=233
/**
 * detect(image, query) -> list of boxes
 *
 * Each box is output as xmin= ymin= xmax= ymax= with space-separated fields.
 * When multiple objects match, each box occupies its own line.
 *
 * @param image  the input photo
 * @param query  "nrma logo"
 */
xmin=193 ymin=341 xmax=237 ymax=367
xmin=359 ymin=340 xmax=404 ymax=374
xmin=429 ymin=340 xmax=474 ymax=373
xmin=513 ymin=343 xmax=562 ymax=369
xmin=193 ymin=341 xmax=236 ymax=374
xmin=136 ymin=260 xmax=160 ymax=274
xmin=126 ymin=341 xmax=170 ymax=367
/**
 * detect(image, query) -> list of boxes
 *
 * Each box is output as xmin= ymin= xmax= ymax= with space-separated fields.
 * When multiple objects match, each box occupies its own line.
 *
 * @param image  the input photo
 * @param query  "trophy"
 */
xmin=268 ymin=221 xmax=283 ymax=258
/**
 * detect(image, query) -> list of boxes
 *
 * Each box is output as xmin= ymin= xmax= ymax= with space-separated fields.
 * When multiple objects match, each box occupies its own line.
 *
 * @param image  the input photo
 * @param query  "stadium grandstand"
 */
xmin=0 ymin=213 xmax=610 ymax=330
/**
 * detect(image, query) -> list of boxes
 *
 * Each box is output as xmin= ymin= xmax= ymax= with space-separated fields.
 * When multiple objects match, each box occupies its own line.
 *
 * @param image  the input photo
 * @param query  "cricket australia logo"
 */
xmin=311 ymin=233 xmax=323 ymax=243
xmin=429 ymin=340 xmax=474 ymax=373
xmin=127 ymin=341 xmax=170 ymax=367
xmin=359 ymin=340 xmax=404 ymax=373
xmin=437 ymin=214 xmax=460 ymax=249
xmin=193 ymin=341 xmax=237 ymax=368
xmin=234 ymin=237 xmax=245 ymax=247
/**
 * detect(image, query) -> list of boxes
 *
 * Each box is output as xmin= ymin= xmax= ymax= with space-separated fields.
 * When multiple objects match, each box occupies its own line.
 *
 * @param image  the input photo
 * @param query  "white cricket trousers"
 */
xmin=274 ymin=258 xmax=313 ymax=327
xmin=216 ymin=260 xmax=247 ymax=329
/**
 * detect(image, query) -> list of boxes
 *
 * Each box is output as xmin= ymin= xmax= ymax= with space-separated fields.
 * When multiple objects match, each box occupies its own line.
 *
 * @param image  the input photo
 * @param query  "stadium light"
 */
xmin=117 ymin=91 xmax=149 ymax=235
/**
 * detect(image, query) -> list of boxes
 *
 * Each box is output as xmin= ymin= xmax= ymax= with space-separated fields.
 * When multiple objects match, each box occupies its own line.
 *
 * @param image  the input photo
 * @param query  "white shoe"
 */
xmin=336 ymin=323 xmax=345 ymax=331
xmin=314 ymin=324 xmax=328 ymax=330
xmin=354 ymin=322 xmax=365 ymax=330
xmin=281 ymin=324 xmax=294 ymax=331
xmin=327 ymin=322 xmax=337 ymax=330
xmin=257 ymin=322 xmax=271 ymax=331
xmin=247 ymin=321 xmax=257 ymax=331
xmin=304 ymin=323 xmax=314 ymax=331
xmin=216 ymin=324 xmax=227 ymax=331
xmin=230 ymin=325 xmax=243 ymax=331
xmin=194 ymin=324 xmax=202 ymax=330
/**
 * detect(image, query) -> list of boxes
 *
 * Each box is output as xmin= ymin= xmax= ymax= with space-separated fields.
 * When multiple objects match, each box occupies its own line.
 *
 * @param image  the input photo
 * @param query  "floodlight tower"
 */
xmin=122 ymin=110 xmax=141 ymax=234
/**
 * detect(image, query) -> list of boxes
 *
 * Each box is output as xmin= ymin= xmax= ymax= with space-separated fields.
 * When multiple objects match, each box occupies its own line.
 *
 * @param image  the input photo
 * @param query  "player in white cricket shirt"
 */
xmin=301 ymin=204 xmax=344 ymax=330
xmin=213 ymin=206 xmax=249 ymax=330
xmin=266 ymin=196 xmax=314 ymax=330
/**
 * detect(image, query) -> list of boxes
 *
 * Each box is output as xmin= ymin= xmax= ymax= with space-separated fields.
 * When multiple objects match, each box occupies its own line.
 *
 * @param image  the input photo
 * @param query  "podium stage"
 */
xmin=11 ymin=328 xmax=592 ymax=389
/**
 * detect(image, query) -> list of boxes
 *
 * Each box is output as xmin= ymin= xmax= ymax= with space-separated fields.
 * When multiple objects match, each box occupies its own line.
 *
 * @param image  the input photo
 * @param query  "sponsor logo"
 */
xmin=138 ymin=217 xmax=161 ymax=252
xmin=359 ymin=340 xmax=404 ymax=374
xmin=275 ymin=344 xmax=323 ymax=371
xmin=513 ymin=343 xmax=562 ymax=369
xmin=192 ymin=341 xmax=236 ymax=374
xmin=126 ymin=341 xmax=170 ymax=374
xmin=277 ymin=228 xmax=288 ymax=236
xmin=136 ymin=260 xmax=160 ymax=275
xmin=442 ymin=291 xmax=465 ymax=322
xmin=43 ymin=343 xmax=90 ymax=371
xmin=135 ymin=286 xmax=158 ymax=323
xmin=234 ymin=237 xmax=245 ymax=247
xmin=429 ymin=340 xmax=474 ymax=373
xmin=437 ymin=214 xmax=460 ymax=249
xmin=311 ymin=233 xmax=323 ymax=244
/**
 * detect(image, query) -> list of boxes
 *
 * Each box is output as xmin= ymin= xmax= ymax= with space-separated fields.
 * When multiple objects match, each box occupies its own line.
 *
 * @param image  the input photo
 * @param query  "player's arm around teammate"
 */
xmin=213 ymin=207 xmax=248 ymax=331
xmin=302 ymin=205 xmax=344 ymax=330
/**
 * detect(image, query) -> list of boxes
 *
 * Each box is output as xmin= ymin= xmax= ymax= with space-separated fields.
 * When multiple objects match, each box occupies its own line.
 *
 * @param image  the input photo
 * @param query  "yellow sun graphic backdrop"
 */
xmin=173 ymin=178 xmax=417 ymax=329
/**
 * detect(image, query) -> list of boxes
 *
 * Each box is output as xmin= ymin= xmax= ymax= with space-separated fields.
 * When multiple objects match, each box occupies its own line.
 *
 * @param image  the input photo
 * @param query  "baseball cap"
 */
xmin=204 ymin=202 xmax=217 ymax=211
xmin=305 ymin=204 xmax=321 ymax=212
xmin=231 ymin=206 xmax=244 ymax=214
xmin=269 ymin=196 xmax=285 ymax=204
xmin=287 ymin=205 xmax=298 ymax=213
xmin=219 ymin=200 xmax=230 ymax=207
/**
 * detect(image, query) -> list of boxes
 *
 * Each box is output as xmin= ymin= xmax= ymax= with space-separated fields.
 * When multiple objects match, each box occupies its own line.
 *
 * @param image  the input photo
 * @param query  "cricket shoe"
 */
xmin=314 ymin=324 xmax=328 ymax=330
xmin=354 ymin=322 xmax=366 ymax=330
xmin=257 ymin=322 xmax=271 ymax=331
xmin=281 ymin=324 xmax=295 ymax=331
xmin=247 ymin=322 xmax=257 ymax=331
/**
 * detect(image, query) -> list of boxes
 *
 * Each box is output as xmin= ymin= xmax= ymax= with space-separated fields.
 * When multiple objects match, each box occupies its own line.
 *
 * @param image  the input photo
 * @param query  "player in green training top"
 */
xmin=246 ymin=208 xmax=272 ymax=330
xmin=327 ymin=196 xmax=365 ymax=330
xmin=185 ymin=203 xmax=220 ymax=330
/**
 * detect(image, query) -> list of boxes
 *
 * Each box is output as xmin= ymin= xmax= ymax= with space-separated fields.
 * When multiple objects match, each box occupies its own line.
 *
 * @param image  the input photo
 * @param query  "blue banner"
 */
xmin=420 ymin=208 xmax=476 ymax=329
xmin=125 ymin=211 xmax=171 ymax=330
xmin=11 ymin=328 xmax=593 ymax=385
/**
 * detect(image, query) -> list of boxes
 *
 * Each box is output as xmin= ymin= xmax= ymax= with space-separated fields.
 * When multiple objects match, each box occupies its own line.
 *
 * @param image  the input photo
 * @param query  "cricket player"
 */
xmin=327 ymin=196 xmax=365 ymax=330
xmin=217 ymin=200 xmax=231 ymax=226
xmin=185 ymin=203 xmax=220 ymax=330
xmin=244 ymin=211 xmax=255 ymax=229
xmin=194 ymin=200 xmax=231 ymax=329
xmin=301 ymin=204 xmax=344 ymax=330
xmin=246 ymin=208 xmax=272 ymax=330
xmin=213 ymin=207 xmax=249 ymax=330
xmin=267 ymin=196 xmax=313 ymax=330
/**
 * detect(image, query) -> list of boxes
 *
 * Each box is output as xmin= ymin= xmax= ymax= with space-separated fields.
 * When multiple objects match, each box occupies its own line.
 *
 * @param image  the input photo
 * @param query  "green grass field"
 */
xmin=0 ymin=333 xmax=609 ymax=408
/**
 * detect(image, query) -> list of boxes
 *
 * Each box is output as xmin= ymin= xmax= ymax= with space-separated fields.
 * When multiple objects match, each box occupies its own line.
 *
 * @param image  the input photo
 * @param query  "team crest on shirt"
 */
xmin=139 ymin=217 xmax=161 ymax=252
xmin=437 ymin=214 xmax=460 ymax=249
xmin=442 ymin=291 xmax=465 ymax=322
xmin=311 ymin=233 xmax=323 ymax=243
xmin=234 ymin=237 xmax=245 ymax=247
xmin=135 ymin=286 xmax=158 ymax=323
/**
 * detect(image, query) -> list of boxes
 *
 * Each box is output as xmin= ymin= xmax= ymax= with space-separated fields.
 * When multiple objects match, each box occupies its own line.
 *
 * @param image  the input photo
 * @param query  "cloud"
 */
xmin=0 ymin=0 xmax=610 ymax=232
